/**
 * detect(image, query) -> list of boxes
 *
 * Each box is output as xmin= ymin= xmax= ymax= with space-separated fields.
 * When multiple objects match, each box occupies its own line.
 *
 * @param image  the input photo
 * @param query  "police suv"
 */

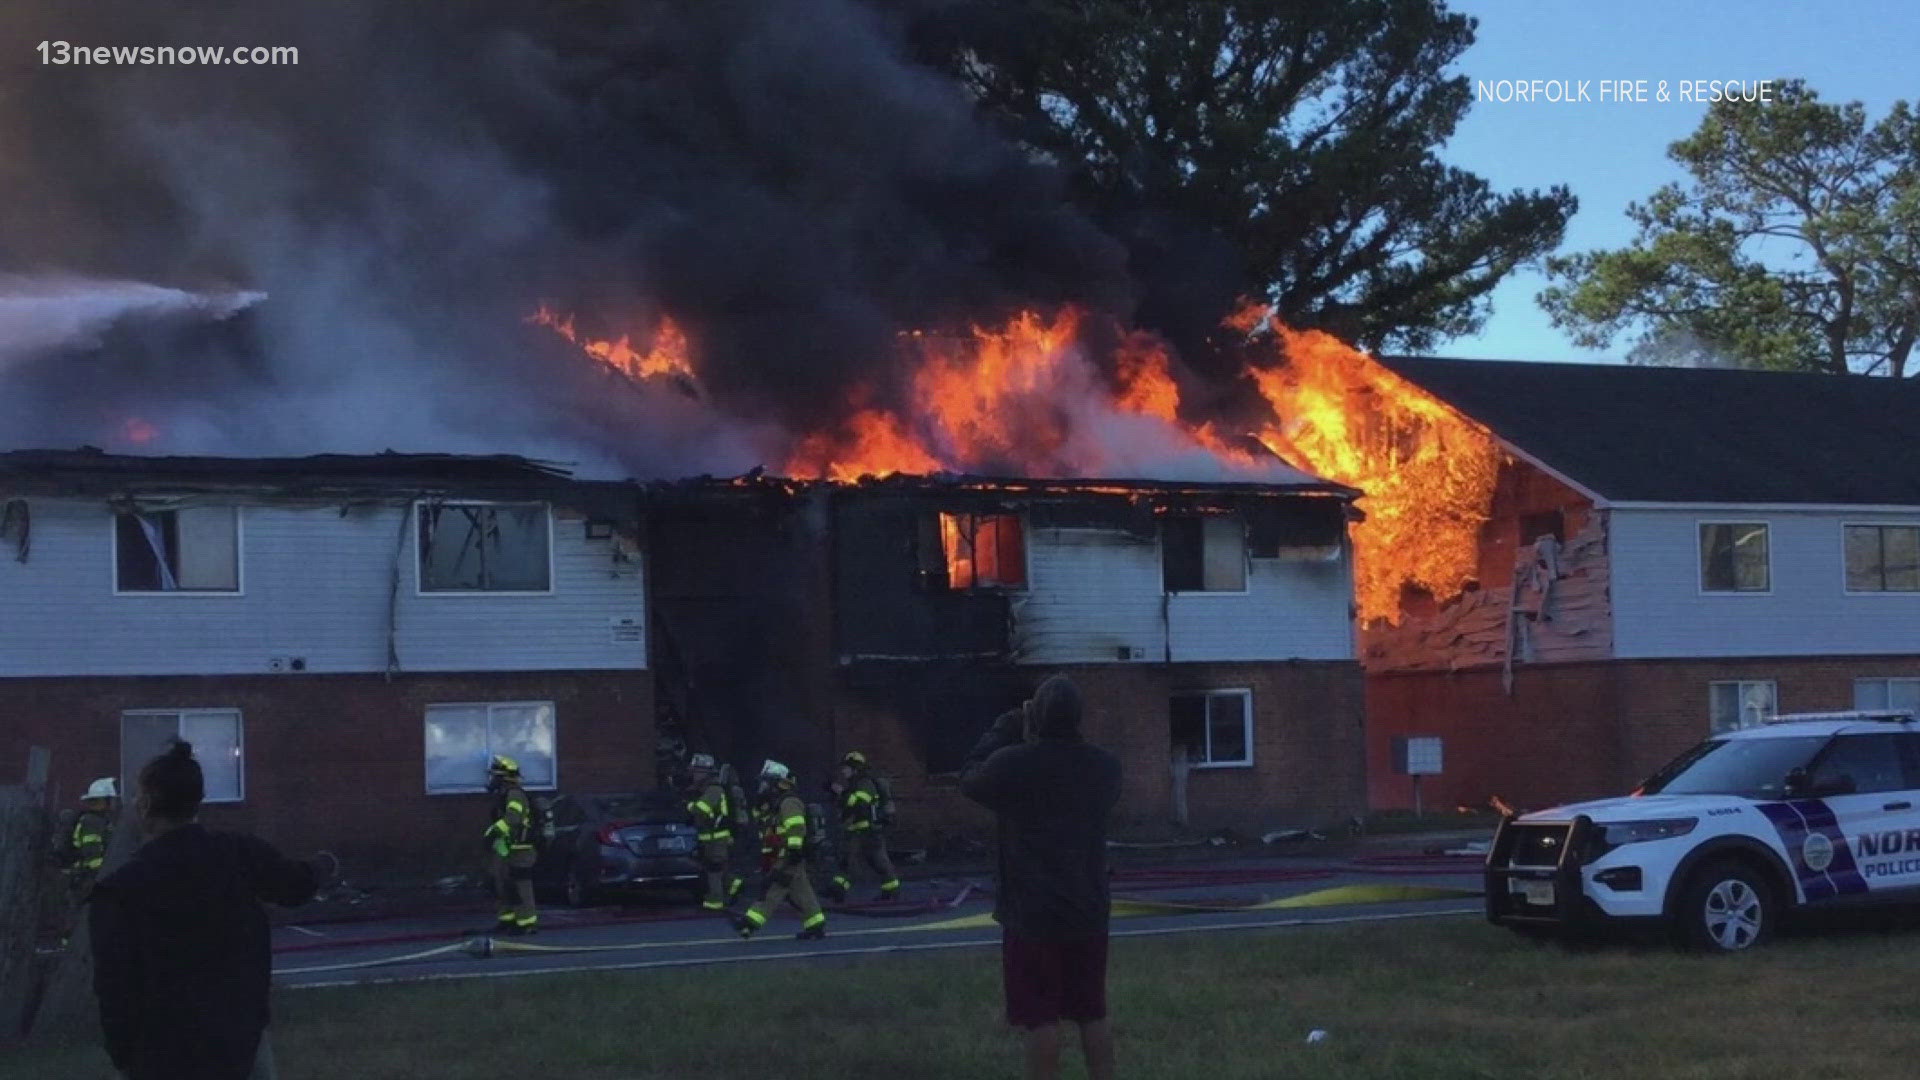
xmin=1486 ymin=710 xmax=1920 ymax=952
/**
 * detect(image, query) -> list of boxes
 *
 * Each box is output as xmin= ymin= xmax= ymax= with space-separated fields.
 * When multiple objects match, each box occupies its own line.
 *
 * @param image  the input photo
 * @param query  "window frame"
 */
xmin=1171 ymin=688 xmax=1255 ymax=769
xmin=119 ymin=708 xmax=246 ymax=804
xmin=110 ymin=506 xmax=246 ymax=597
xmin=413 ymin=501 xmax=557 ymax=597
xmin=1708 ymin=679 xmax=1777 ymax=735
xmin=1162 ymin=515 xmax=1251 ymax=596
xmin=934 ymin=511 xmax=1031 ymax=592
xmin=1842 ymin=522 xmax=1920 ymax=595
xmin=422 ymin=700 xmax=559 ymax=795
xmin=1696 ymin=520 xmax=1772 ymax=596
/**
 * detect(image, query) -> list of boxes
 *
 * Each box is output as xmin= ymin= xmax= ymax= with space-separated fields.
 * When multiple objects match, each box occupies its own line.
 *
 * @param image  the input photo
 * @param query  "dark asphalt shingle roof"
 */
xmin=1377 ymin=357 xmax=1920 ymax=506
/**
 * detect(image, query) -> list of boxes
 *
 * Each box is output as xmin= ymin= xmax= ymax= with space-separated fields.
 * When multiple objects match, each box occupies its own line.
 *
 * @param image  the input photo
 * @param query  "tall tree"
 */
xmin=891 ymin=0 xmax=1576 ymax=358
xmin=1541 ymin=81 xmax=1920 ymax=376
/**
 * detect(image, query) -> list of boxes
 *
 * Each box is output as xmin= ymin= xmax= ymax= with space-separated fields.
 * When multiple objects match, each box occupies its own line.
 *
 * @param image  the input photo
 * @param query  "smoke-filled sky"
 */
xmin=0 ymin=0 xmax=1146 ymax=478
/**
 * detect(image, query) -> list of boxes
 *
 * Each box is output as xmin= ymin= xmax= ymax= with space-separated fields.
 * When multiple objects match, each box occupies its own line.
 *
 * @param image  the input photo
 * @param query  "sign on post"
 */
xmin=1391 ymin=736 xmax=1444 ymax=815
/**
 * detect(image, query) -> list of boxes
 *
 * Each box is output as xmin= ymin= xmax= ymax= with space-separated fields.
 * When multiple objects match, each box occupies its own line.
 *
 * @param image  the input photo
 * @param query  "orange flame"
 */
xmin=1239 ymin=307 xmax=1503 ymax=624
xmin=531 ymin=305 xmax=696 ymax=384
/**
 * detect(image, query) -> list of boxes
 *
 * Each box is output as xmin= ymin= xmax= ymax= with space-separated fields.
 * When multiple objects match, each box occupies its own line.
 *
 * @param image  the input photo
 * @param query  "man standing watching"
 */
xmin=960 ymin=675 xmax=1122 ymax=1080
xmin=90 ymin=740 xmax=323 ymax=1080
xmin=485 ymin=755 xmax=539 ymax=935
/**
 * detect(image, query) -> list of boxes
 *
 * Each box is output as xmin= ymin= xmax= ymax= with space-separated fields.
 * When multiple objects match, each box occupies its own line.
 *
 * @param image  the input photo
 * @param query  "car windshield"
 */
xmin=1639 ymin=735 xmax=1830 ymax=798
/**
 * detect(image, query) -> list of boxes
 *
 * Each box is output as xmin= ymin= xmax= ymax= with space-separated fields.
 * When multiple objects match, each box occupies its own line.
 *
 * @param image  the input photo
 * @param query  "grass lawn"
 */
xmin=13 ymin=913 xmax=1920 ymax=1079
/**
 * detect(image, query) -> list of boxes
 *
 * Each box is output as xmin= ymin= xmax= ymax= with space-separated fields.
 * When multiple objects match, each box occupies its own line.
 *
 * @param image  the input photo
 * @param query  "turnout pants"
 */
xmin=832 ymin=829 xmax=900 ymax=895
xmin=699 ymin=838 xmax=742 ymax=910
xmin=744 ymin=863 xmax=825 ymax=934
xmin=490 ymin=849 xmax=537 ymax=928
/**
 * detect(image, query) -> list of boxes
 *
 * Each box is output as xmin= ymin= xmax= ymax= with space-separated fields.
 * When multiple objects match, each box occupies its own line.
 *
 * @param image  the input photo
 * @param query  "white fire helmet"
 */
xmin=689 ymin=753 xmax=716 ymax=771
xmin=85 ymin=777 xmax=118 ymax=801
xmin=759 ymin=760 xmax=791 ymax=785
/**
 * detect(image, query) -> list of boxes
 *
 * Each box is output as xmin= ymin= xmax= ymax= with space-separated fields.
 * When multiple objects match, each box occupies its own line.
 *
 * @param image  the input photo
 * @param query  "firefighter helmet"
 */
xmin=759 ymin=760 xmax=791 ymax=785
xmin=84 ymin=777 xmax=118 ymax=801
xmin=488 ymin=755 xmax=521 ymax=778
xmin=841 ymin=750 xmax=867 ymax=769
xmin=689 ymin=753 xmax=717 ymax=772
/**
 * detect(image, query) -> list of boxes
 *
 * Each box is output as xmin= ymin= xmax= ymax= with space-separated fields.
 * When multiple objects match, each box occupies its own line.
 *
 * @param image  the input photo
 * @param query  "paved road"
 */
xmin=273 ymin=858 xmax=1486 ymax=989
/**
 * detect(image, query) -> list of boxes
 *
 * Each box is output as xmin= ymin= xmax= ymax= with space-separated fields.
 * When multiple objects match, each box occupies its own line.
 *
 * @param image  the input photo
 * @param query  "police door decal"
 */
xmin=1755 ymin=800 xmax=1867 ymax=901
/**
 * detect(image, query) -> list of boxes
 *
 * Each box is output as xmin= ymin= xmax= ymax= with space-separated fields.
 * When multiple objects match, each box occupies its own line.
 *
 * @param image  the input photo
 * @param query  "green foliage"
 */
xmin=1542 ymin=81 xmax=1920 ymax=376
xmin=897 ymin=0 xmax=1575 ymax=354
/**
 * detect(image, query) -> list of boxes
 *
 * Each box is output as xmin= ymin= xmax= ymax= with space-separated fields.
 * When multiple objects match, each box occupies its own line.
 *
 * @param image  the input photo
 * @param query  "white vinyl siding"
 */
xmin=1612 ymin=509 xmax=1920 ymax=658
xmin=0 ymin=499 xmax=645 ymax=677
xmin=1014 ymin=525 xmax=1353 ymax=664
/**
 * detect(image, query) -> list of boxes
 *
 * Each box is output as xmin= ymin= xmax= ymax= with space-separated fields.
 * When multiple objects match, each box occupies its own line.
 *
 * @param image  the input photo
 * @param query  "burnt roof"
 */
xmin=651 ymin=469 xmax=1358 ymax=502
xmin=1378 ymin=357 xmax=1920 ymax=506
xmin=0 ymin=447 xmax=574 ymax=485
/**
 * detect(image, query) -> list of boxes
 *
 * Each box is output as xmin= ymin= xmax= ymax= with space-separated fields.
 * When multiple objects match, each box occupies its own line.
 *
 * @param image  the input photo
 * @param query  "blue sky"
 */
xmin=1438 ymin=0 xmax=1916 ymax=363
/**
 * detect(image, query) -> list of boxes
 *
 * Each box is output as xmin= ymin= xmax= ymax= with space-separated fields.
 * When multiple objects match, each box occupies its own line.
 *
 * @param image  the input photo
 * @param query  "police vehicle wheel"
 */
xmin=1675 ymin=859 xmax=1774 ymax=953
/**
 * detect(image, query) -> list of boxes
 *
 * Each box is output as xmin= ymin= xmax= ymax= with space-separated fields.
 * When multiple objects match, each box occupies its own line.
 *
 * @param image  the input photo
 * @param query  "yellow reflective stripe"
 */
xmin=698 ymin=831 xmax=731 ymax=841
xmin=785 ymin=837 xmax=806 ymax=848
xmin=801 ymin=912 xmax=826 ymax=929
xmin=74 ymin=833 xmax=103 ymax=844
xmin=848 ymin=821 xmax=871 ymax=831
xmin=781 ymin=815 xmax=807 ymax=829
xmin=847 ymin=790 xmax=875 ymax=804
xmin=691 ymin=800 xmax=713 ymax=815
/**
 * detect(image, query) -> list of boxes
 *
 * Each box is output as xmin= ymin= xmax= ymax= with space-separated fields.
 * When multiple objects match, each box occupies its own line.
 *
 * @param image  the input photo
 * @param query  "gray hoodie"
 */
xmin=959 ymin=675 xmax=1123 ymax=942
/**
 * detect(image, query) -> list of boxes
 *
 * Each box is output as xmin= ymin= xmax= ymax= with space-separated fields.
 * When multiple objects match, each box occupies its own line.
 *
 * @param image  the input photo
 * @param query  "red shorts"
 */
xmin=1001 ymin=929 xmax=1109 ymax=1028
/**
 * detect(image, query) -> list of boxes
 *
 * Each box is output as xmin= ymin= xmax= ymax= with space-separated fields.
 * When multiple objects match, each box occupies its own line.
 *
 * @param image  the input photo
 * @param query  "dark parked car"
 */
xmin=532 ymin=791 xmax=704 ymax=907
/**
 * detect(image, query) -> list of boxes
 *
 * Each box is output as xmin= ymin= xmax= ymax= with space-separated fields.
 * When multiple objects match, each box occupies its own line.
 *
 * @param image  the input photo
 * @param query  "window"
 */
xmin=114 ymin=508 xmax=239 ymax=592
xmin=120 ymin=709 xmax=244 ymax=802
xmin=418 ymin=503 xmax=551 ymax=592
xmin=1170 ymin=689 xmax=1253 ymax=767
xmin=1856 ymin=678 xmax=1920 ymax=713
xmin=1845 ymin=525 xmax=1920 ymax=593
xmin=1709 ymin=680 xmax=1776 ymax=734
xmin=1806 ymin=735 xmax=1909 ymax=796
xmin=424 ymin=702 xmax=556 ymax=793
xmin=937 ymin=512 xmax=1026 ymax=590
xmin=1699 ymin=523 xmax=1769 ymax=593
xmin=1162 ymin=516 xmax=1247 ymax=593
xmin=1518 ymin=510 xmax=1565 ymax=547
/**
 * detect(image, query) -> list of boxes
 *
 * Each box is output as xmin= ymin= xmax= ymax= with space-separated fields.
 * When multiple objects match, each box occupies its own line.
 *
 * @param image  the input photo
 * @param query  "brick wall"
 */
xmin=0 ymin=670 xmax=652 ymax=875
xmin=1369 ymin=654 xmax=1920 ymax=812
xmin=830 ymin=660 xmax=1367 ymax=839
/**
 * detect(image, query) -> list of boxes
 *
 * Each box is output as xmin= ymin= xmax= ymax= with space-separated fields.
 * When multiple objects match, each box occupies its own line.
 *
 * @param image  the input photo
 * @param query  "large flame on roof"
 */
xmin=533 ymin=300 xmax=1502 ymax=624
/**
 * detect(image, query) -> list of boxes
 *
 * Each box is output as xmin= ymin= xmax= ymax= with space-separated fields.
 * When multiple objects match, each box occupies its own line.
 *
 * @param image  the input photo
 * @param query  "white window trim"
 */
xmin=413 ymin=501 xmax=558 ymax=597
xmin=1855 ymin=677 xmax=1920 ymax=710
xmin=110 ymin=507 xmax=247 ymax=597
xmin=1163 ymin=517 xmax=1253 ymax=597
xmin=423 ymin=700 xmax=559 ymax=795
xmin=1695 ymin=519 xmax=1772 ymax=596
xmin=120 ymin=708 xmax=245 ymax=803
xmin=1179 ymin=688 xmax=1255 ymax=769
xmin=1708 ymin=679 xmax=1777 ymax=735
xmin=1841 ymin=521 xmax=1920 ymax=596
xmin=941 ymin=511 xmax=1032 ymax=593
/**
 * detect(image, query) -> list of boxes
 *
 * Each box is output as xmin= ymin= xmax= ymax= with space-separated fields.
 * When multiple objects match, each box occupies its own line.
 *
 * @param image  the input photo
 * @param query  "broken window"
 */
xmin=113 ymin=507 xmax=240 ymax=592
xmin=418 ymin=503 xmax=551 ymax=592
xmin=932 ymin=512 xmax=1027 ymax=590
xmin=1845 ymin=525 xmax=1920 ymax=593
xmin=424 ymin=701 xmax=557 ymax=794
xmin=120 ymin=709 xmax=244 ymax=802
xmin=1699 ymin=522 xmax=1769 ymax=593
xmin=1162 ymin=515 xmax=1247 ymax=592
xmin=1170 ymin=689 xmax=1253 ymax=767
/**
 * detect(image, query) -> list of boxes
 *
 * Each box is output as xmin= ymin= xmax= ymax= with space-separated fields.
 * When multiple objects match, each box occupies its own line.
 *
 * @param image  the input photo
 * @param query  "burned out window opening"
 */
xmin=1699 ymin=522 xmax=1770 ymax=593
xmin=1518 ymin=509 xmax=1565 ymax=548
xmin=1170 ymin=689 xmax=1253 ymax=767
xmin=919 ymin=511 xmax=1027 ymax=590
xmin=1162 ymin=515 xmax=1247 ymax=593
xmin=418 ymin=502 xmax=552 ymax=593
xmin=112 ymin=506 xmax=241 ymax=593
xmin=1844 ymin=524 xmax=1920 ymax=593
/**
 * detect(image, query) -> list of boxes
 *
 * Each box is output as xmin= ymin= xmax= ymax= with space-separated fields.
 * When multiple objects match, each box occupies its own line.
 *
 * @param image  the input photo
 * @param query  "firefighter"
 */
xmin=685 ymin=753 xmax=743 ymax=912
xmin=56 ymin=777 xmax=117 ymax=941
xmin=733 ymin=760 xmax=825 ymax=941
xmin=484 ymin=755 xmax=538 ymax=935
xmin=826 ymin=750 xmax=901 ymax=902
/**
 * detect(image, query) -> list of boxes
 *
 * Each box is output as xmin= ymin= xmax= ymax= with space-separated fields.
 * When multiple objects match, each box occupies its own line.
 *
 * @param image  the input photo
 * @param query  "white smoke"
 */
xmin=0 ymin=277 xmax=264 ymax=365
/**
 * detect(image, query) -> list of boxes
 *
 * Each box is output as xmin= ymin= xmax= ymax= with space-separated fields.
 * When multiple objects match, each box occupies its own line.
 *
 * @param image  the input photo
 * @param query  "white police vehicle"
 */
xmin=1486 ymin=710 xmax=1920 ymax=951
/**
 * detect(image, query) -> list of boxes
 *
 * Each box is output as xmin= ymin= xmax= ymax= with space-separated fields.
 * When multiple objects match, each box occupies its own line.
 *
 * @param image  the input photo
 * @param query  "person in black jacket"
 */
xmin=960 ymin=674 xmax=1123 ymax=1080
xmin=90 ymin=740 xmax=323 ymax=1080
